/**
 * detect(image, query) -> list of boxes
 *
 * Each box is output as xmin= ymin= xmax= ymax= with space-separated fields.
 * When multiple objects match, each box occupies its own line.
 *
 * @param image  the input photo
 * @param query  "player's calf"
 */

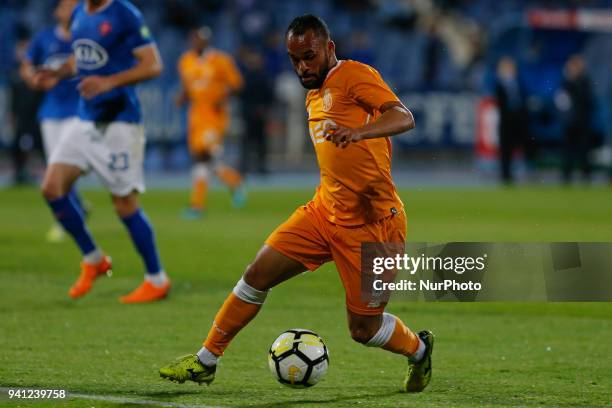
xmin=347 ymin=313 xmax=382 ymax=344
xmin=349 ymin=327 xmax=378 ymax=344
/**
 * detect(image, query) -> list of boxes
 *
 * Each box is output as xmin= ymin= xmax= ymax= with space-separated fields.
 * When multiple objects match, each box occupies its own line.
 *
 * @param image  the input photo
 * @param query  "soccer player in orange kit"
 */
xmin=177 ymin=26 xmax=245 ymax=218
xmin=160 ymin=15 xmax=434 ymax=392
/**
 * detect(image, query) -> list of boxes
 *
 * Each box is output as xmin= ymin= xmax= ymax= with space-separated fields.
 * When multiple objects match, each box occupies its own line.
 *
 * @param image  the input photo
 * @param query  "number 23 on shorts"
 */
xmin=108 ymin=152 xmax=129 ymax=171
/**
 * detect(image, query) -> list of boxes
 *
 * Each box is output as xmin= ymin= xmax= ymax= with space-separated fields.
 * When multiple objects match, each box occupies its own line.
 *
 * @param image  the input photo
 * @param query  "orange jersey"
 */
xmin=177 ymin=48 xmax=243 ymax=116
xmin=306 ymin=60 xmax=404 ymax=226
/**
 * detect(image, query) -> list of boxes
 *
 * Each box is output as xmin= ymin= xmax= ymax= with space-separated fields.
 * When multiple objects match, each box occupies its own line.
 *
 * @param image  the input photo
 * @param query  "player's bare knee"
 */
xmin=112 ymin=193 xmax=139 ymax=217
xmin=41 ymin=177 xmax=63 ymax=200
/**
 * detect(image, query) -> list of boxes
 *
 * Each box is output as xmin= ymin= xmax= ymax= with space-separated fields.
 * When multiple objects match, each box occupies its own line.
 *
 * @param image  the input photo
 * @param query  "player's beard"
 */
xmin=299 ymin=53 xmax=331 ymax=90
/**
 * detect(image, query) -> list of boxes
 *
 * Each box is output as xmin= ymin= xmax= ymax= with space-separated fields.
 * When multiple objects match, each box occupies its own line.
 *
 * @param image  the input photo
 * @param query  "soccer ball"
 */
xmin=268 ymin=329 xmax=329 ymax=388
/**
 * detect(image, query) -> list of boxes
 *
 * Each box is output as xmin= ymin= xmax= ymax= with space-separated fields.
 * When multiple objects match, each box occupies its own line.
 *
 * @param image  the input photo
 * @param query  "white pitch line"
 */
xmin=0 ymin=387 xmax=223 ymax=408
xmin=69 ymin=392 xmax=223 ymax=408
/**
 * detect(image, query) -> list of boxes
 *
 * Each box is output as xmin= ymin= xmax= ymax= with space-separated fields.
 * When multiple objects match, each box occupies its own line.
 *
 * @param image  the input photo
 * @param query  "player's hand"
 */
xmin=324 ymin=123 xmax=363 ymax=148
xmin=78 ymin=75 xmax=114 ymax=100
xmin=32 ymin=68 xmax=59 ymax=91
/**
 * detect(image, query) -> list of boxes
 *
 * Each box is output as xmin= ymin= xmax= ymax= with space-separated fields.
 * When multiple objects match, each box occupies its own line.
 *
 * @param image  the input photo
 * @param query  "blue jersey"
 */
xmin=70 ymin=0 xmax=154 ymax=123
xmin=26 ymin=27 xmax=80 ymax=120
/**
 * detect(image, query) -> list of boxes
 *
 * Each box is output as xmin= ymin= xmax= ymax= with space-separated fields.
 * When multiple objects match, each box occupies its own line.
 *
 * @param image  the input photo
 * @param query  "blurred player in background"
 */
xmin=9 ymin=25 xmax=43 ymax=187
xmin=494 ymin=56 xmax=531 ymax=184
xmin=177 ymin=26 xmax=246 ymax=219
xmin=238 ymin=46 xmax=273 ymax=176
xmin=20 ymin=0 xmax=83 ymax=243
xmin=160 ymin=15 xmax=434 ymax=393
xmin=557 ymin=54 xmax=595 ymax=184
xmin=38 ymin=0 xmax=170 ymax=303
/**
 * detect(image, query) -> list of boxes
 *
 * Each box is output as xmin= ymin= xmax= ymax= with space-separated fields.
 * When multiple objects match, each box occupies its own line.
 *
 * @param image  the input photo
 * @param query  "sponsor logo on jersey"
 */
xmin=73 ymin=39 xmax=108 ymax=70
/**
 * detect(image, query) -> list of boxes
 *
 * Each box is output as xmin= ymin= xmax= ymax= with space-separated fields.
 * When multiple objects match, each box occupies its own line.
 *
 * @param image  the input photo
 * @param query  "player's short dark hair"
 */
xmin=286 ymin=14 xmax=330 ymax=40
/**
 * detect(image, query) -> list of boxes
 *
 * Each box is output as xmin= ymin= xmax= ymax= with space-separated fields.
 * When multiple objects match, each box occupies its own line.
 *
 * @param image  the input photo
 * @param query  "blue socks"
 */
xmin=121 ymin=209 xmax=162 ymax=275
xmin=47 ymin=195 xmax=97 ymax=255
xmin=47 ymin=196 xmax=163 ymax=278
xmin=68 ymin=187 xmax=85 ymax=216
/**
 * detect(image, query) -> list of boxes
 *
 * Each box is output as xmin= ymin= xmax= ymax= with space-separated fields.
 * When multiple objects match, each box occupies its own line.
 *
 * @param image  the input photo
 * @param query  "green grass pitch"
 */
xmin=1 ymin=187 xmax=611 ymax=407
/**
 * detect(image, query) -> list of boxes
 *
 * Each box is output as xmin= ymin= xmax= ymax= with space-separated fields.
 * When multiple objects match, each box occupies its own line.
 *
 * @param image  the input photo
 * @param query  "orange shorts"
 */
xmin=265 ymin=200 xmax=407 ymax=316
xmin=188 ymin=111 xmax=228 ymax=155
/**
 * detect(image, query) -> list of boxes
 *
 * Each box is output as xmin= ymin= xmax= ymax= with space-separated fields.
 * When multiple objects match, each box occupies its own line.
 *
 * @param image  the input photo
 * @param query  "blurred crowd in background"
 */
xmin=1 ymin=0 xmax=611 ymax=186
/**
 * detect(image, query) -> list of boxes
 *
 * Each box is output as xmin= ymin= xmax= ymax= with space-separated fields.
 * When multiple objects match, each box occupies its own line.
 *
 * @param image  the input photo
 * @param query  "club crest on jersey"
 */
xmin=99 ymin=21 xmax=112 ymax=36
xmin=322 ymin=88 xmax=333 ymax=112
xmin=73 ymin=39 xmax=108 ymax=70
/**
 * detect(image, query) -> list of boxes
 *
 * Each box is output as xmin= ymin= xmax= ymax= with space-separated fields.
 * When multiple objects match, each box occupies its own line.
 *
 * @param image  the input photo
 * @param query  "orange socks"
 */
xmin=190 ymin=163 xmax=242 ymax=210
xmin=216 ymin=165 xmax=242 ymax=189
xmin=203 ymin=279 xmax=268 ymax=357
xmin=190 ymin=163 xmax=209 ymax=210
xmin=382 ymin=315 xmax=421 ymax=356
xmin=190 ymin=178 xmax=208 ymax=210
xmin=203 ymin=292 xmax=262 ymax=356
xmin=366 ymin=312 xmax=421 ymax=358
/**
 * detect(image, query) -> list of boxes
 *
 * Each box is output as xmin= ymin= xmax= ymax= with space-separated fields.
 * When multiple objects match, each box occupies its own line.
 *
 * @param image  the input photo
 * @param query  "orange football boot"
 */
xmin=119 ymin=280 xmax=170 ymax=304
xmin=69 ymin=255 xmax=112 ymax=299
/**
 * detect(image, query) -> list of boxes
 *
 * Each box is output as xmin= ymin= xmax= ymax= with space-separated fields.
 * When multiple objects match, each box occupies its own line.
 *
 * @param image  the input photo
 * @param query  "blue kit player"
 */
xmin=20 ymin=0 xmax=83 ymax=243
xmin=38 ymin=0 xmax=170 ymax=303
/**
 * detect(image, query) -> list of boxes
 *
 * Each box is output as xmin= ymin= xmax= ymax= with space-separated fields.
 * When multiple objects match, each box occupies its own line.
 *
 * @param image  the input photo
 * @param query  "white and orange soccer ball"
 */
xmin=268 ymin=329 xmax=329 ymax=388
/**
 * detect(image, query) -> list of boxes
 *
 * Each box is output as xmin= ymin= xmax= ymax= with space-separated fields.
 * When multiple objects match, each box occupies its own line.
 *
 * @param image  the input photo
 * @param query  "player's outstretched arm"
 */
xmin=324 ymin=101 xmax=415 ymax=148
xmin=78 ymin=44 xmax=163 ymax=100
xmin=19 ymin=60 xmax=40 ymax=89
